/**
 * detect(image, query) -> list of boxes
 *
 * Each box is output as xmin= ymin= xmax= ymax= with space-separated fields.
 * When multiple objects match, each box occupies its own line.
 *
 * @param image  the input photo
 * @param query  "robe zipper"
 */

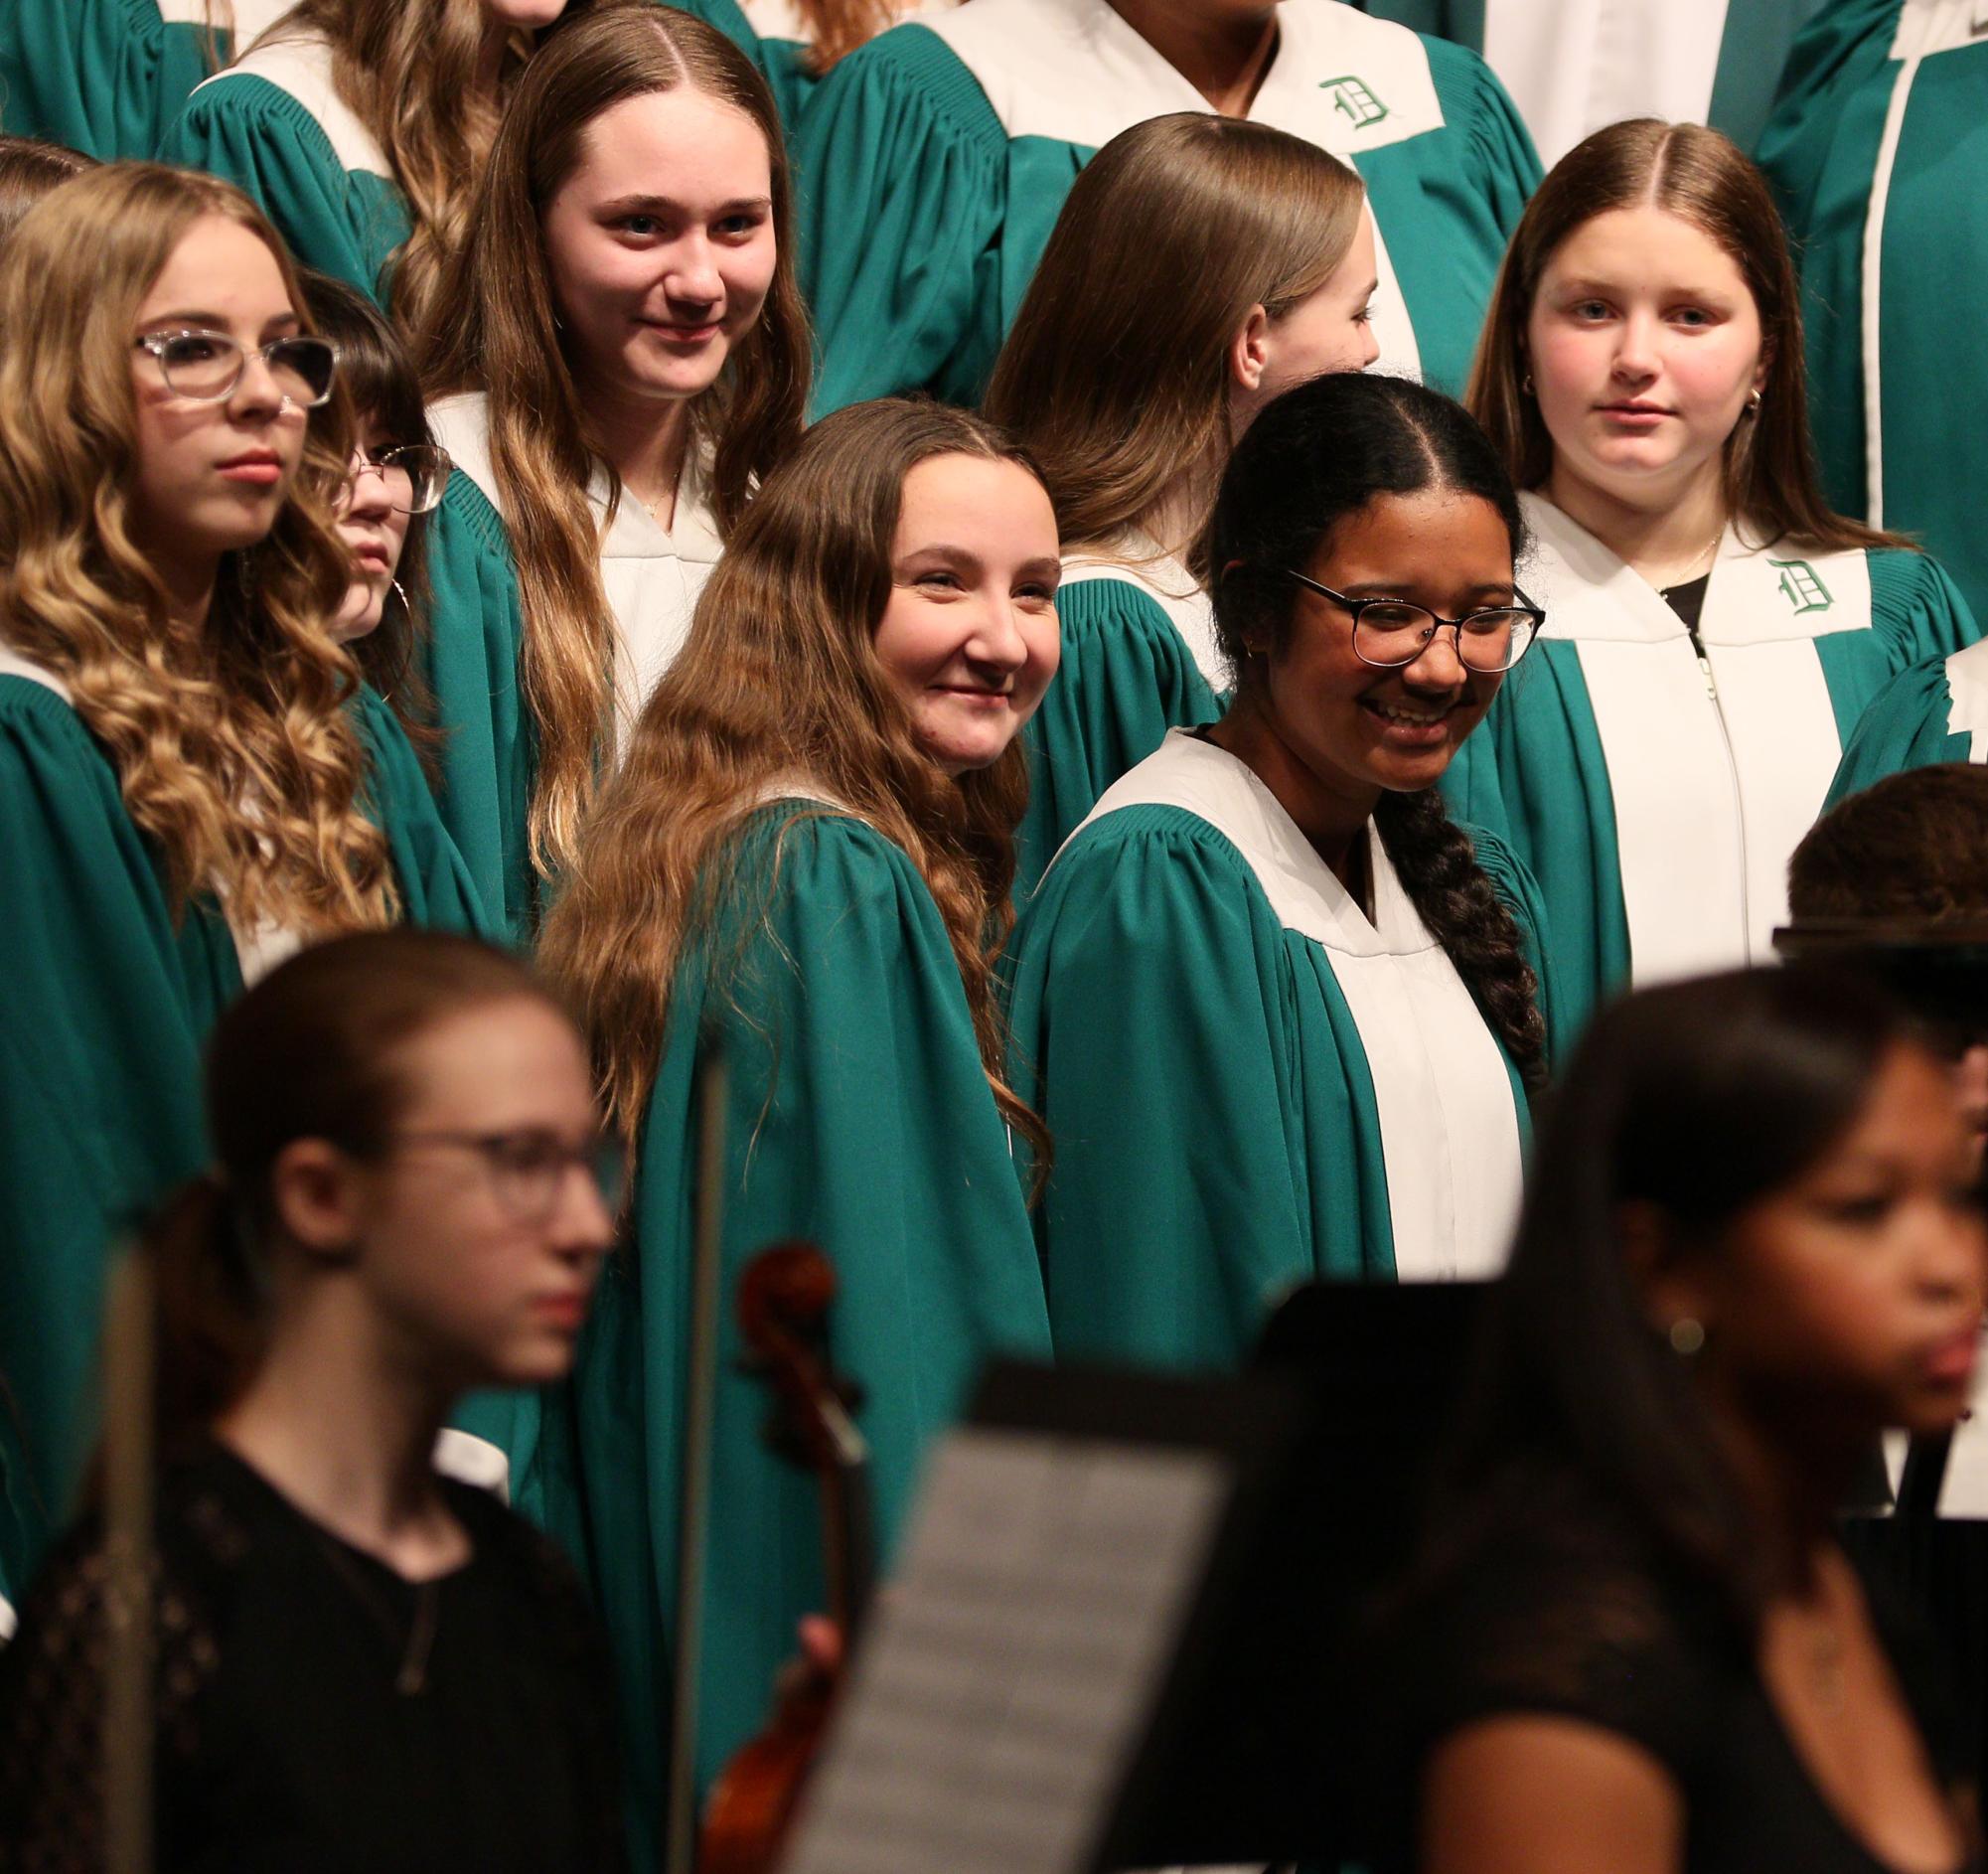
xmin=1687 ymin=621 xmax=1752 ymax=960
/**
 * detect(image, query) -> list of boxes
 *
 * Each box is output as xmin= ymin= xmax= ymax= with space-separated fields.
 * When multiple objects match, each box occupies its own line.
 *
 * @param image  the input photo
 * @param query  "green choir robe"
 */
xmin=158 ymin=25 xmax=409 ymax=304
xmin=1827 ymin=636 xmax=1988 ymax=804
xmin=531 ymin=806 xmax=1052 ymax=1858
xmin=1006 ymin=728 xmax=1542 ymax=1372
xmin=0 ymin=0 xmax=288 ymax=160
xmin=1352 ymin=0 xmax=1827 ymax=161
xmin=1016 ymin=552 xmax=1224 ymax=899
xmin=1446 ymin=492 xmax=1980 ymax=1040
xmin=1758 ymin=0 xmax=1988 ymax=626
xmin=0 ymin=646 xmax=500 ymax=1600
xmin=795 ymin=0 xmax=1541 ymax=412
xmin=420 ymin=392 xmax=724 ymax=940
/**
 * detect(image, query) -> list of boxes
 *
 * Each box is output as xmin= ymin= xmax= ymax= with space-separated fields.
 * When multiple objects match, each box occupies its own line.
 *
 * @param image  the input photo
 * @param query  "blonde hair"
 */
xmin=423 ymin=2 xmax=812 ymax=883
xmin=1466 ymin=119 xmax=1909 ymax=554
xmin=270 ymin=0 xmax=552 ymax=341
xmin=984 ymin=113 xmax=1365 ymax=559
xmin=0 ymin=163 xmax=396 ymax=936
xmin=538 ymin=398 xmax=1047 ymax=1170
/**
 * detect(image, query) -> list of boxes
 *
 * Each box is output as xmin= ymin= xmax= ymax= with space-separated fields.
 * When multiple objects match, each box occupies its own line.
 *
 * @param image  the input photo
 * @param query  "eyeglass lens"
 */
xmin=1354 ymin=603 xmax=1535 ymax=672
xmin=156 ymin=332 xmax=337 ymax=406
xmin=349 ymin=447 xmax=450 ymax=515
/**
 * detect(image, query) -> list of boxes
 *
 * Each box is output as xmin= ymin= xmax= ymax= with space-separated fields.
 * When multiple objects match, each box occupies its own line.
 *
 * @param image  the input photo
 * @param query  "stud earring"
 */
xmin=1521 ymin=371 xmax=1535 ymax=395
xmin=1668 ymin=1318 xmax=1707 ymax=1357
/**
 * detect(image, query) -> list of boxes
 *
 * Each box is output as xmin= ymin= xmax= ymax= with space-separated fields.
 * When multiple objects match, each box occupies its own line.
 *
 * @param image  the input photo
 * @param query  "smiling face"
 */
xmin=330 ymin=414 xmax=413 ymax=642
xmin=870 ymin=452 xmax=1062 ymax=777
xmin=1527 ymin=204 xmax=1765 ymax=514
xmin=1251 ymin=486 xmax=1513 ymax=812
xmin=127 ymin=214 xmax=310 ymax=592
xmin=540 ymin=85 xmax=777 ymax=419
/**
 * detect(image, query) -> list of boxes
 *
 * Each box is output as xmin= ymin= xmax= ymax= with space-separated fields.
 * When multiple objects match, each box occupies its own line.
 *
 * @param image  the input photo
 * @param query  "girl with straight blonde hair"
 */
xmin=419 ymin=1 xmax=811 ymax=936
xmin=535 ymin=396 xmax=1057 ymax=1840
xmin=159 ymin=0 xmax=576 ymax=333
xmin=984 ymin=110 xmax=1375 ymax=887
xmin=1452 ymin=119 xmax=1981 ymax=1041
xmin=0 ymin=163 xmax=493 ymax=1601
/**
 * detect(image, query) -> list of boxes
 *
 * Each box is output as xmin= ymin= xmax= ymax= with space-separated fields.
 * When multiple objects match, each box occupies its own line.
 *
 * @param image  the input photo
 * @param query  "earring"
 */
xmin=1747 ymin=389 xmax=1762 ymax=413
xmin=1668 ymin=1318 xmax=1706 ymax=1357
xmin=1521 ymin=372 xmax=1535 ymax=395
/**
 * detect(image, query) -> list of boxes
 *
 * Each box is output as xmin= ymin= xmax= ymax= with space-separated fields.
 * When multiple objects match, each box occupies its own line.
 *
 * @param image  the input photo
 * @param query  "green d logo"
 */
xmin=1768 ymin=557 xmax=1833 ymax=615
xmin=1319 ymin=76 xmax=1389 ymax=129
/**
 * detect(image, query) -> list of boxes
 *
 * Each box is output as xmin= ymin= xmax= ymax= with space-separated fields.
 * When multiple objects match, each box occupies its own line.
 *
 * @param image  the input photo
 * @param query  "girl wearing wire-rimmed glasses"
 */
xmin=1007 ymin=369 xmax=1561 ymax=1372
xmin=0 ymin=163 xmax=499 ymax=1607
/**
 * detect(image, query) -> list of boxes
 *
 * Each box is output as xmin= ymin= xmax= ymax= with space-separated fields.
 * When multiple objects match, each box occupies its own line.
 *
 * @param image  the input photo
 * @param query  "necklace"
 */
xmin=1658 ymin=529 xmax=1724 ymax=595
xmin=309 ymin=1529 xmax=442 ymax=1696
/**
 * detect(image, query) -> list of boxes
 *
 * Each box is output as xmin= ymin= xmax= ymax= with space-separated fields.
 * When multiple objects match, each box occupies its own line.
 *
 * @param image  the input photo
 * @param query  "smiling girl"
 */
xmin=1453 ymin=119 xmax=1981 ymax=1038
xmin=1007 ymin=369 xmax=1552 ymax=1370
xmin=535 ymin=398 xmax=1057 ymax=1840
xmin=418 ymin=3 xmax=810 ymax=935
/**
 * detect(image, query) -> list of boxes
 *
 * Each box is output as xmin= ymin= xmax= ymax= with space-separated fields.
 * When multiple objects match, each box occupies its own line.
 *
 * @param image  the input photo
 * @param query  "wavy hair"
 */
xmin=538 ymin=398 xmax=1047 ymax=1168
xmin=0 ymin=164 xmax=395 ymax=935
xmin=1466 ymin=118 xmax=1911 ymax=554
xmin=0 ymin=136 xmax=96 ymax=248
xmin=423 ymin=2 xmax=812 ymax=881
xmin=985 ymin=113 xmax=1365 ymax=561
xmin=1208 ymin=371 xmax=1548 ymax=1090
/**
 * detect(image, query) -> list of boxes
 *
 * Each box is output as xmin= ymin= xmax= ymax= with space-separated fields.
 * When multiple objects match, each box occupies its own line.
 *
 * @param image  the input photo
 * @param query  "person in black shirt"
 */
xmin=1379 ymin=966 xmax=1987 ymax=1874
xmin=0 ymin=929 xmax=623 ymax=1871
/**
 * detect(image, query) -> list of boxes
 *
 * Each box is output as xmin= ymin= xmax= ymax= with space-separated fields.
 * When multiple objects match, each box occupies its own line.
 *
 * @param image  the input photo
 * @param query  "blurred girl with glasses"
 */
xmin=1453 ymin=120 xmax=1982 ymax=1041
xmin=0 ymin=164 xmax=497 ymax=1605
xmin=1007 ymin=369 xmax=1554 ymax=1372
xmin=0 ymin=930 xmax=626 ymax=1868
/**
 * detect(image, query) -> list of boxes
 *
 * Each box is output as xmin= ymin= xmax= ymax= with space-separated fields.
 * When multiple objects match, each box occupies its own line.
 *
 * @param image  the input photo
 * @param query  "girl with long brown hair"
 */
xmin=984 ymin=109 xmax=1375 ymax=889
xmin=0 ymin=163 xmax=491 ymax=1603
xmin=419 ymin=1 xmax=811 ymax=937
xmin=1454 ymin=118 xmax=1981 ymax=1039
xmin=158 ymin=0 xmax=575 ymax=335
xmin=535 ymin=396 xmax=1057 ymax=1836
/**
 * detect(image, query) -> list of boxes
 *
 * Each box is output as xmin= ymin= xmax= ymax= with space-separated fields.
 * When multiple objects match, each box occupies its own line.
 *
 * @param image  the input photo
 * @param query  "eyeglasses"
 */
xmin=133 ymin=328 xmax=339 ymax=409
xmin=1280 ymin=568 xmax=1544 ymax=673
xmin=341 ymin=443 xmax=452 ymax=516
xmin=385 ymin=1128 xmax=627 ymax=1223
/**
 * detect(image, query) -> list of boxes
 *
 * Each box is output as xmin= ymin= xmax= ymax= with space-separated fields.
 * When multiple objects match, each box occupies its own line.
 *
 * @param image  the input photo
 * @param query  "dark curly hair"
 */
xmin=1203 ymin=370 xmax=1548 ymax=1091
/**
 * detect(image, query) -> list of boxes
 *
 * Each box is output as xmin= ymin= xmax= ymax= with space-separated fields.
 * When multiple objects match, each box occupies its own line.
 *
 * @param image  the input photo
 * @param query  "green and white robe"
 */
xmin=1354 ymin=0 xmax=1828 ymax=160
xmin=422 ymin=391 xmax=725 ymax=940
xmin=795 ymin=0 xmax=1541 ymax=411
xmin=0 ymin=0 xmax=288 ymax=159
xmin=532 ymin=804 xmax=1052 ymax=1860
xmin=1016 ymin=549 xmax=1224 ymax=899
xmin=1007 ymin=728 xmax=1542 ymax=1373
xmin=1827 ymin=634 xmax=1988 ymax=803
xmin=1448 ymin=493 xmax=1980 ymax=1037
xmin=159 ymin=25 xmax=408 ymax=303
xmin=1758 ymin=0 xmax=1988 ymax=627
xmin=0 ymin=643 xmax=503 ymax=1601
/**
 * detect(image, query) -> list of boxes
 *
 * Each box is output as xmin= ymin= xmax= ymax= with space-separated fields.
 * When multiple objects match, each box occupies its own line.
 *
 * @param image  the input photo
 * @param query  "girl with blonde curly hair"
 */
xmin=0 ymin=162 xmax=493 ymax=1599
xmin=535 ymin=396 xmax=1056 ymax=1842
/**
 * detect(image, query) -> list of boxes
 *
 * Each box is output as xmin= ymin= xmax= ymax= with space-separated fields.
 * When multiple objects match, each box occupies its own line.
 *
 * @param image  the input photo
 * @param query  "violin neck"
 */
xmin=823 ymin=1462 xmax=877 ymax=1644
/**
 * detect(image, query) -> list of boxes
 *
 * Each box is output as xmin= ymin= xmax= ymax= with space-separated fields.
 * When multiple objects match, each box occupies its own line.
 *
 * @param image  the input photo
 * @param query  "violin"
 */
xmin=697 ymin=1241 xmax=875 ymax=1874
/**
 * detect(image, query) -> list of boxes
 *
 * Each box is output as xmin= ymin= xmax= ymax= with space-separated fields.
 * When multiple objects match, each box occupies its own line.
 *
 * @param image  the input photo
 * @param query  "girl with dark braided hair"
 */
xmin=1006 ymin=369 xmax=1556 ymax=1370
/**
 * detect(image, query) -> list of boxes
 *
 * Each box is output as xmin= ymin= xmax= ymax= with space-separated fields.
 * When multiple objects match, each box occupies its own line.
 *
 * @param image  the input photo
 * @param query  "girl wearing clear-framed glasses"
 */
xmin=1007 ymin=369 xmax=1557 ymax=1372
xmin=0 ymin=163 xmax=499 ymax=1607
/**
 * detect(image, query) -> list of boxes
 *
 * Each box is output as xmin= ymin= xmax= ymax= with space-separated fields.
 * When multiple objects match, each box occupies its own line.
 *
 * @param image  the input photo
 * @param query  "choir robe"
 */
xmin=1826 ymin=636 xmax=1988 ymax=804
xmin=0 ymin=0 xmax=287 ymax=160
xmin=1015 ymin=551 xmax=1224 ymax=900
xmin=0 ymin=649 xmax=502 ymax=1599
xmin=420 ymin=391 xmax=724 ymax=941
xmin=531 ymin=805 xmax=1052 ymax=1860
xmin=1006 ymin=728 xmax=1542 ymax=1373
xmin=1446 ymin=493 xmax=1980 ymax=1040
xmin=794 ymin=0 xmax=1540 ymax=412
xmin=158 ymin=27 xmax=408 ymax=304
xmin=1351 ymin=0 xmax=1827 ymax=161
xmin=1757 ymin=0 xmax=1988 ymax=627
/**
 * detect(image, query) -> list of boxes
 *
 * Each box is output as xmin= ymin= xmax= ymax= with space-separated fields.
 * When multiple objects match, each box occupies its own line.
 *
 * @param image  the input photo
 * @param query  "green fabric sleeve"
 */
xmin=418 ymin=475 xmax=535 ymax=944
xmin=1427 ymin=33 xmax=1542 ymax=238
xmin=1824 ymin=652 xmax=1972 ymax=808
xmin=0 ymin=0 xmax=222 ymax=158
xmin=796 ymin=24 xmax=1009 ymax=413
xmin=536 ymin=812 xmax=1050 ymax=1856
xmin=157 ymin=73 xmax=408 ymax=302
xmin=1014 ymin=579 xmax=1221 ymax=898
xmin=0 ymin=683 xmax=238 ymax=1590
xmin=1815 ymin=548 xmax=1984 ymax=746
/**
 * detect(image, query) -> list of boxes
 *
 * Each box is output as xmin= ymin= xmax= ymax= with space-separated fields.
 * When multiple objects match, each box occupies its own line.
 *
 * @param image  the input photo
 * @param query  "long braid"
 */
xmin=1374 ymin=787 xmax=1547 ymax=1093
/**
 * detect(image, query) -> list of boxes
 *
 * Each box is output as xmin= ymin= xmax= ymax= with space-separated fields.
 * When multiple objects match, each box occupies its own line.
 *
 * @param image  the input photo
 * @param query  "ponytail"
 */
xmin=1374 ymin=789 xmax=1547 ymax=1092
xmin=141 ymin=1171 xmax=267 ymax=1449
